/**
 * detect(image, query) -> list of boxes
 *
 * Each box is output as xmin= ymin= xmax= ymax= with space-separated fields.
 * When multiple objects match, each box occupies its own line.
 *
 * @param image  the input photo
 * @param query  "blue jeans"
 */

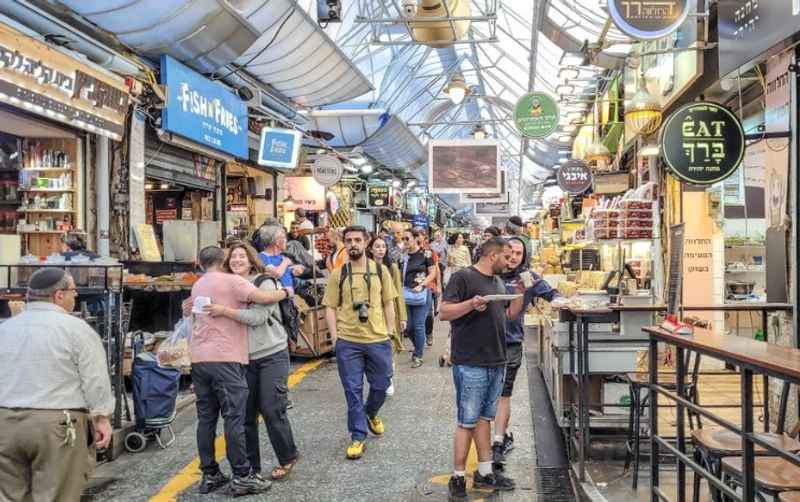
xmin=406 ymin=302 xmax=428 ymax=359
xmin=452 ymin=364 xmax=506 ymax=428
xmin=335 ymin=339 xmax=393 ymax=441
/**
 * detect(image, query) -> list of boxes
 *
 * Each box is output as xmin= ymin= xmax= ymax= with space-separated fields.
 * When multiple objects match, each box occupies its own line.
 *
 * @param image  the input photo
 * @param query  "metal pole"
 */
xmin=675 ymin=346 xmax=686 ymax=502
xmin=741 ymin=368 xmax=755 ymax=502
xmin=96 ymin=135 xmax=110 ymax=257
xmin=649 ymin=337 xmax=660 ymax=502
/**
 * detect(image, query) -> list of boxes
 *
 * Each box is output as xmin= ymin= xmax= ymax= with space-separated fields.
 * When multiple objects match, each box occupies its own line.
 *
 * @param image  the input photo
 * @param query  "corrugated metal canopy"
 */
xmin=56 ymin=0 xmax=372 ymax=107
xmin=234 ymin=0 xmax=372 ymax=107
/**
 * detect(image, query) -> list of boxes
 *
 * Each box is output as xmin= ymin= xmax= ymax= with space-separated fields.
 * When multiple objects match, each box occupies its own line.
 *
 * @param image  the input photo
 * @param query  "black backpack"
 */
xmin=254 ymin=275 xmax=300 ymax=344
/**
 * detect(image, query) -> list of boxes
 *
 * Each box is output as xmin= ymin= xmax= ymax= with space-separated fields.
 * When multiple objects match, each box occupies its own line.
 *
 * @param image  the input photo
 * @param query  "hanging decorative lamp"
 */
xmin=625 ymin=73 xmax=662 ymax=136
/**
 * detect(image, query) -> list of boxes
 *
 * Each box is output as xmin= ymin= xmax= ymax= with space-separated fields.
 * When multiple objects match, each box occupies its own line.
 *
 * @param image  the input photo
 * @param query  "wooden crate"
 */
xmin=292 ymin=305 xmax=335 ymax=357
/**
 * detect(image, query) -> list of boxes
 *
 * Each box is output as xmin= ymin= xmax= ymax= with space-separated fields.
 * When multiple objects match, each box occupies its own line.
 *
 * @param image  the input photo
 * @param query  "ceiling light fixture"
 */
xmin=360 ymin=163 xmax=374 ymax=174
xmin=626 ymin=81 xmax=663 ymax=136
xmin=392 ymin=179 xmax=402 ymax=188
xmin=472 ymin=123 xmax=487 ymax=139
xmin=558 ymin=67 xmax=580 ymax=80
xmin=444 ymin=75 xmax=470 ymax=105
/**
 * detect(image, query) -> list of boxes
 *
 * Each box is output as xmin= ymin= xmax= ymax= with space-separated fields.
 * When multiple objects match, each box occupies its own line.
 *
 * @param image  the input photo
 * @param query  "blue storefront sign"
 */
xmin=412 ymin=213 xmax=429 ymax=228
xmin=160 ymin=55 xmax=248 ymax=158
xmin=258 ymin=127 xmax=302 ymax=170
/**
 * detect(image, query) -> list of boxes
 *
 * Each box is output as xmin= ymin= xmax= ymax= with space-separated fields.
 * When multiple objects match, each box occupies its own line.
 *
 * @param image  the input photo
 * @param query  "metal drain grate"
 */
xmin=536 ymin=466 xmax=576 ymax=501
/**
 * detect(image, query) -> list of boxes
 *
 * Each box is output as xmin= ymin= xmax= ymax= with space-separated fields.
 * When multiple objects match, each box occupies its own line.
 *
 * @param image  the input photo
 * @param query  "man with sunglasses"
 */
xmin=0 ymin=268 xmax=114 ymax=502
xmin=323 ymin=226 xmax=398 ymax=460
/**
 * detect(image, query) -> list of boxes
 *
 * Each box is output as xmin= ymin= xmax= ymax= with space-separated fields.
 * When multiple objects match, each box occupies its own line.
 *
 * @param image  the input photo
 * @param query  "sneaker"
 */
xmin=492 ymin=441 xmax=506 ymax=464
xmin=501 ymin=432 xmax=515 ymax=456
xmin=198 ymin=471 xmax=229 ymax=494
xmin=229 ymin=472 xmax=271 ymax=496
xmin=386 ymin=380 xmax=395 ymax=396
xmin=473 ymin=470 xmax=516 ymax=491
xmin=367 ymin=415 xmax=385 ymax=436
xmin=346 ymin=440 xmax=365 ymax=460
xmin=448 ymin=475 xmax=468 ymax=501
xmin=411 ymin=357 xmax=423 ymax=368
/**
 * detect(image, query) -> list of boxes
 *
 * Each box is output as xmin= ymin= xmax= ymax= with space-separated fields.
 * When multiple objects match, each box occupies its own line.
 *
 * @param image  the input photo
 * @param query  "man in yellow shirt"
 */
xmin=323 ymin=226 xmax=398 ymax=460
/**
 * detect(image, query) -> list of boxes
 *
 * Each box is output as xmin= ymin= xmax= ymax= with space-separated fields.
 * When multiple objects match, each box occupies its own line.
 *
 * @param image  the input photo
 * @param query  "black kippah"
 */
xmin=28 ymin=268 xmax=66 ymax=290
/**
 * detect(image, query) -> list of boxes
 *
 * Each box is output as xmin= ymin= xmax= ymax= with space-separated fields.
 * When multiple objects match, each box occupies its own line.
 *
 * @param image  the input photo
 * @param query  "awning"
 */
xmin=56 ymin=0 xmax=372 ymax=107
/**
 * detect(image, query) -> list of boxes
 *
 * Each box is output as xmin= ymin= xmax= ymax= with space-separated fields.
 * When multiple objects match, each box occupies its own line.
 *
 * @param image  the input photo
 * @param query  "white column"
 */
xmin=96 ymin=135 xmax=110 ymax=257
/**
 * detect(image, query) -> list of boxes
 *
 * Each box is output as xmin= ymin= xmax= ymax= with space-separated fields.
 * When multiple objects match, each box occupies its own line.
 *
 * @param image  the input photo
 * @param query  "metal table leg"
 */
xmin=676 ymin=346 xmax=686 ymax=502
xmin=582 ymin=317 xmax=591 ymax=456
xmin=577 ymin=315 xmax=585 ymax=481
xmin=649 ymin=338 xmax=659 ymax=502
xmin=761 ymin=309 xmax=770 ymax=432
xmin=741 ymin=368 xmax=755 ymax=502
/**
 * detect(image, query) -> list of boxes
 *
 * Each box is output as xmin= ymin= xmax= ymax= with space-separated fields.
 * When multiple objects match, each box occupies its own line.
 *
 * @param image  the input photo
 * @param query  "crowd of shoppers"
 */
xmin=0 ymin=209 xmax=558 ymax=501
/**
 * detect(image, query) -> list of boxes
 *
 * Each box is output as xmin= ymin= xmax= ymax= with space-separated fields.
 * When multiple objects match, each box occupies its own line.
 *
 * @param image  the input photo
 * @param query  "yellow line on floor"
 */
xmin=149 ymin=358 xmax=327 ymax=502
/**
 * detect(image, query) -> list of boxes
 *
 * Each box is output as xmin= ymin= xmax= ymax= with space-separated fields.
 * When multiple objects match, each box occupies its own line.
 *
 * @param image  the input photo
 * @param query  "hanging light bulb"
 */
xmin=444 ymin=75 xmax=470 ymax=104
xmin=472 ymin=123 xmax=487 ymax=139
xmin=360 ymin=163 xmax=374 ymax=174
xmin=626 ymin=85 xmax=662 ymax=136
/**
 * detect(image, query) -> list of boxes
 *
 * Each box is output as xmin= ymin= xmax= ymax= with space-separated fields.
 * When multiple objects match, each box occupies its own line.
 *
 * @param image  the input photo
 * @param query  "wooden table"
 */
xmin=681 ymin=303 xmax=792 ymax=430
xmin=645 ymin=326 xmax=800 ymax=502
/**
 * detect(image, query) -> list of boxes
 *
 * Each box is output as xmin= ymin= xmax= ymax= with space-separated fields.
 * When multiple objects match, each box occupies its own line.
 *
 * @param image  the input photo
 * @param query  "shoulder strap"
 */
xmin=253 ymin=274 xmax=269 ymax=288
xmin=337 ymin=263 xmax=349 ymax=307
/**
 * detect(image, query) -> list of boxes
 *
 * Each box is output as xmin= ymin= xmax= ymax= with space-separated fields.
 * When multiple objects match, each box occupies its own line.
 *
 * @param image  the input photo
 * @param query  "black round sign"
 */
xmin=660 ymin=102 xmax=744 ymax=185
xmin=608 ymin=0 xmax=690 ymax=40
xmin=557 ymin=160 xmax=593 ymax=195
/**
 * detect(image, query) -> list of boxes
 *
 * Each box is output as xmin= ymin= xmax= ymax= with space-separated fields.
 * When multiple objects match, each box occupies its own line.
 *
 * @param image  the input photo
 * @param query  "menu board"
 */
xmin=667 ymin=223 xmax=685 ymax=315
xmin=368 ymin=184 xmax=390 ymax=207
xmin=133 ymin=224 xmax=162 ymax=262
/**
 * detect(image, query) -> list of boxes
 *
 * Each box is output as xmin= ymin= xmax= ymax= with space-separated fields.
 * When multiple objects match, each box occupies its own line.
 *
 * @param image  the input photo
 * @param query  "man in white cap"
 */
xmin=0 ymin=268 xmax=114 ymax=501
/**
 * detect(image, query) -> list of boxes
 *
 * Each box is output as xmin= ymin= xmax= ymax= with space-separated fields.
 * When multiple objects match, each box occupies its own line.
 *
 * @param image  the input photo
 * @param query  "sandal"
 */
xmin=271 ymin=458 xmax=298 ymax=481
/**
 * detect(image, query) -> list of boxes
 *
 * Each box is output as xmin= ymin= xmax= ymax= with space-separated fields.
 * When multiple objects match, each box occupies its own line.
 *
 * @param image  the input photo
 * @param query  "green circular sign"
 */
xmin=514 ymin=92 xmax=559 ymax=139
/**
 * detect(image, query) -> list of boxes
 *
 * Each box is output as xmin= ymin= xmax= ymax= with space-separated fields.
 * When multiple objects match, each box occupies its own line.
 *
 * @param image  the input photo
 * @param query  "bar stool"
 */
xmin=693 ymin=382 xmax=800 ymax=502
xmin=624 ymin=350 xmax=702 ymax=489
xmin=721 ymin=457 xmax=800 ymax=502
xmin=779 ymin=492 xmax=800 ymax=502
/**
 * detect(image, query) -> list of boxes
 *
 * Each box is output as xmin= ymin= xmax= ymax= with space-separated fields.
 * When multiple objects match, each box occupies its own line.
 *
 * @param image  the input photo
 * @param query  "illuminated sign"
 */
xmin=0 ymin=22 xmax=130 ymax=139
xmin=660 ymin=102 xmax=744 ymax=185
xmin=608 ymin=0 xmax=690 ymax=40
xmin=368 ymin=184 xmax=390 ymax=207
xmin=557 ymin=160 xmax=593 ymax=194
xmin=514 ymin=92 xmax=559 ymax=139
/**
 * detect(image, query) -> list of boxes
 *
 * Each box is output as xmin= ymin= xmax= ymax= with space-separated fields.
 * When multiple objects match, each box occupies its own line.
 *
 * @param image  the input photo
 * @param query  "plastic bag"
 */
xmin=157 ymin=318 xmax=192 ymax=369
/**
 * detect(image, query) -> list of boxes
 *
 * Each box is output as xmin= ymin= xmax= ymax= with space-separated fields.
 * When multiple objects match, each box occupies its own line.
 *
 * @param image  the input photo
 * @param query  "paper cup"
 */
xmin=192 ymin=296 xmax=211 ymax=314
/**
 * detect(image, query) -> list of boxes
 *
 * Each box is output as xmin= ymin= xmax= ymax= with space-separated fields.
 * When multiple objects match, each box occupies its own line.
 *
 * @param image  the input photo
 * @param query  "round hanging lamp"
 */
xmin=626 ymin=87 xmax=662 ymax=136
xmin=444 ymin=75 xmax=470 ymax=104
xmin=585 ymin=140 xmax=612 ymax=164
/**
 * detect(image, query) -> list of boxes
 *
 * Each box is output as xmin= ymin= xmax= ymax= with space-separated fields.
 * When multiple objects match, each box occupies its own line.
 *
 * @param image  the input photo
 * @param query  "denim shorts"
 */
xmin=452 ymin=364 xmax=506 ymax=428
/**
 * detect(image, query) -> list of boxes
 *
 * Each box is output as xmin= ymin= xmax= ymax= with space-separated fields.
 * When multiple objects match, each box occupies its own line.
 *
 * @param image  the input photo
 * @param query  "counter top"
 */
xmin=644 ymin=326 xmax=800 ymax=382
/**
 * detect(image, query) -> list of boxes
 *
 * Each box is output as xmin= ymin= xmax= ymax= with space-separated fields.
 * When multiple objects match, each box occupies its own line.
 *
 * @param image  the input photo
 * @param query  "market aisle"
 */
xmin=83 ymin=320 xmax=538 ymax=502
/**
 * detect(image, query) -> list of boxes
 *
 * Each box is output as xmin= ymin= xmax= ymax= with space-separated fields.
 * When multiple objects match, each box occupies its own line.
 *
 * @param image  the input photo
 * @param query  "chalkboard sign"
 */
xmin=667 ymin=224 xmax=685 ymax=315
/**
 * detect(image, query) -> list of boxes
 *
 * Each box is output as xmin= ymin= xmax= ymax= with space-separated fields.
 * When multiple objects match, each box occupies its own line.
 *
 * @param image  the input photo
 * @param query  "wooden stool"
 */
xmin=721 ymin=457 xmax=800 ymax=500
xmin=779 ymin=492 xmax=800 ymax=502
xmin=692 ymin=382 xmax=799 ymax=502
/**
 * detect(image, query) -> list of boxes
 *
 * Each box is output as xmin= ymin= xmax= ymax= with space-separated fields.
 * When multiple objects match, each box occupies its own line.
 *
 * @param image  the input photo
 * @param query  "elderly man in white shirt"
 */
xmin=0 ymin=268 xmax=114 ymax=502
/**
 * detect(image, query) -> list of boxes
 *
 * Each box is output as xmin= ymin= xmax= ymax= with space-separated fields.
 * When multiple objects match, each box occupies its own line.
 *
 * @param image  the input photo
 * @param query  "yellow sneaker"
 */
xmin=346 ymin=440 xmax=365 ymax=460
xmin=367 ymin=415 xmax=385 ymax=436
